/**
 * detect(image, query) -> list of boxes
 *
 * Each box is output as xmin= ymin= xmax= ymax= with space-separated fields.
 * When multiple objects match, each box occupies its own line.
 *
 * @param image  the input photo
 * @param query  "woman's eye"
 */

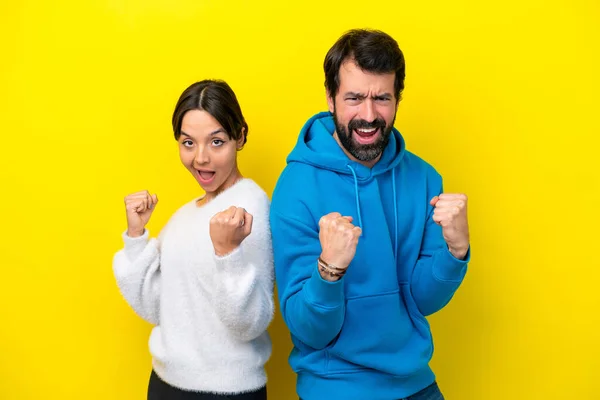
xmin=183 ymin=140 xmax=193 ymax=147
xmin=212 ymin=139 xmax=224 ymax=146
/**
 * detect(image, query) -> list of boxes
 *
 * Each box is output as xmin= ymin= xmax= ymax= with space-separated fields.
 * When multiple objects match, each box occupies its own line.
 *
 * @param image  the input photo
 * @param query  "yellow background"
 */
xmin=1 ymin=0 xmax=599 ymax=399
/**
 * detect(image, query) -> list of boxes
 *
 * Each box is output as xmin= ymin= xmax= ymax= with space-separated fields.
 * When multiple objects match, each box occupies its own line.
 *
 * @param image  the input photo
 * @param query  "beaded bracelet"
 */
xmin=317 ymin=257 xmax=346 ymax=279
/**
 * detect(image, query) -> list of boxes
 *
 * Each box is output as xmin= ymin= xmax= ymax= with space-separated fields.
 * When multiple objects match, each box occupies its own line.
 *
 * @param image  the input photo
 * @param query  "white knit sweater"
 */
xmin=113 ymin=179 xmax=274 ymax=393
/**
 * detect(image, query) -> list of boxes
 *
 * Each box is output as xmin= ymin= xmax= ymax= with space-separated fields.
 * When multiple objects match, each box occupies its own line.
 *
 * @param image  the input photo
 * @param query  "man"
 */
xmin=270 ymin=29 xmax=470 ymax=400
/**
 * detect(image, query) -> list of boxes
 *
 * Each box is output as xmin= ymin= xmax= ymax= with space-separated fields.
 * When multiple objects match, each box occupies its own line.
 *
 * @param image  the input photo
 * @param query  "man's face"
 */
xmin=328 ymin=60 xmax=398 ymax=166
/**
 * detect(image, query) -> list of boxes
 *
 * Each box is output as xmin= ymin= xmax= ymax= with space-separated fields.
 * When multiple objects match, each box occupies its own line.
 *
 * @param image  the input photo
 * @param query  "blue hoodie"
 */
xmin=270 ymin=112 xmax=470 ymax=400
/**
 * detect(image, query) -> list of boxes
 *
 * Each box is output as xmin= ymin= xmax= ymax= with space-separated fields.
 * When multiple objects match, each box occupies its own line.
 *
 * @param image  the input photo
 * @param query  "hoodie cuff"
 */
xmin=432 ymin=245 xmax=470 ymax=282
xmin=122 ymin=229 xmax=150 ymax=262
xmin=304 ymin=264 xmax=345 ymax=308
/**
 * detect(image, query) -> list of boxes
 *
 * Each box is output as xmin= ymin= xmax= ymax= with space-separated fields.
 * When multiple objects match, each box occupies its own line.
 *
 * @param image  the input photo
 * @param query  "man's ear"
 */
xmin=326 ymin=90 xmax=335 ymax=114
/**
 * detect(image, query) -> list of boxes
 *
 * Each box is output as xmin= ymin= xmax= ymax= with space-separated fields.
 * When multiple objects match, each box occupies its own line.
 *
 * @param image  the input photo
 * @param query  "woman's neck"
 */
xmin=197 ymin=168 xmax=243 ymax=207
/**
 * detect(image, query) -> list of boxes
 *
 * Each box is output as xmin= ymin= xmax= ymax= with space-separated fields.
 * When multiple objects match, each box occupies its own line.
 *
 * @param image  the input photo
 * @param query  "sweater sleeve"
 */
xmin=211 ymin=195 xmax=275 ymax=342
xmin=112 ymin=229 xmax=161 ymax=325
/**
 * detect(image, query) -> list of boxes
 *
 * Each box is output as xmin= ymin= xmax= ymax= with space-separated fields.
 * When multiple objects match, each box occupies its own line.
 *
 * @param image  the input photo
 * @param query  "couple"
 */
xmin=113 ymin=29 xmax=471 ymax=400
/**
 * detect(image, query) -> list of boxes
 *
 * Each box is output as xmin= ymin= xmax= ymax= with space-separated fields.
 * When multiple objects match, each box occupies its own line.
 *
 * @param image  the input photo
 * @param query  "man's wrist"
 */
xmin=448 ymin=245 xmax=469 ymax=260
xmin=318 ymin=265 xmax=342 ymax=281
xmin=317 ymin=257 xmax=345 ymax=281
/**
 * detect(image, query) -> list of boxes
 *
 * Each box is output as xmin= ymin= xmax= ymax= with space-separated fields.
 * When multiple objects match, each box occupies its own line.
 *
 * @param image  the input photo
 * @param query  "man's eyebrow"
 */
xmin=343 ymin=92 xmax=393 ymax=99
xmin=344 ymin=92 xmax=366 ymax=98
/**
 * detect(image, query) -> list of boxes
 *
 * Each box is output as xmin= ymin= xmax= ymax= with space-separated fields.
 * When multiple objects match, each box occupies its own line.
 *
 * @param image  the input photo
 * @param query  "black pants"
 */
xmin=148 ymin=370 xmax=267 ymax=400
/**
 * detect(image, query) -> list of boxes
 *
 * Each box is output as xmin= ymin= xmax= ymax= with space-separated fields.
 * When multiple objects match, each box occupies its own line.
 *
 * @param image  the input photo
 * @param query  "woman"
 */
xmin=113 ymin=80 xmax=274 ymax=400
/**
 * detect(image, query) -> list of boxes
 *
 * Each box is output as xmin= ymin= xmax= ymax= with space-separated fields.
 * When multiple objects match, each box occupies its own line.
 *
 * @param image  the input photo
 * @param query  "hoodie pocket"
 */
xmin=400 ymin=283 xmax=431 ymax=333
xmin=325 ymin=289 xmax=433 ymax=377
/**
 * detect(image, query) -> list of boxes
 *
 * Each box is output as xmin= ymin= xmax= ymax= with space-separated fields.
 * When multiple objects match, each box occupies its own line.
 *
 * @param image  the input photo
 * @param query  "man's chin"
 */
xmin=346 ymin=139 xmax=387 ymax=161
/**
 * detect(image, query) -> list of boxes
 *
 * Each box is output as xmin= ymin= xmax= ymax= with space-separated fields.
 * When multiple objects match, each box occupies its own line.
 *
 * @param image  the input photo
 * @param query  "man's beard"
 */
xmin=333 ymin=109 xmax=394 ymax=162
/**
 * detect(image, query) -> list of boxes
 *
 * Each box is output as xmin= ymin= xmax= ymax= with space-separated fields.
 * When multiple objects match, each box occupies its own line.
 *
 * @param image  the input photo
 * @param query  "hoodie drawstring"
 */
xmin=392 ymin=169 xmax=398 ymax=261
xmin=346 ymin=165 xmax=398 ymax=262
xmin=346 ymin=165 xmax=363 ymax=229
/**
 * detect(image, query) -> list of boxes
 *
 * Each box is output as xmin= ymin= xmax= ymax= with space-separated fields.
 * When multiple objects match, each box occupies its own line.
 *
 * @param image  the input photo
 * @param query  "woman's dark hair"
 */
xmin=324 ymin=29 xmax=406 ymax=102
xmin=172 ymin=79 xmax=248 ymax=145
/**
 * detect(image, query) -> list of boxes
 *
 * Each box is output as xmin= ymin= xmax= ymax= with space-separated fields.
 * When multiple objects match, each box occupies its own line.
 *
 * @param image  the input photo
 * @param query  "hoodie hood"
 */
xmin=287 ymin=111 xmax=406 ymax=232
xmin=287 ymin=111 xmax=406 ymax=181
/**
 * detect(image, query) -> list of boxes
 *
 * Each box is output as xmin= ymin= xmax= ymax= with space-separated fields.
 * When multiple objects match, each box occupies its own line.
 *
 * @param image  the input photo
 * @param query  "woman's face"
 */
xmin=178 ymin=109 xmax=243 ymax=198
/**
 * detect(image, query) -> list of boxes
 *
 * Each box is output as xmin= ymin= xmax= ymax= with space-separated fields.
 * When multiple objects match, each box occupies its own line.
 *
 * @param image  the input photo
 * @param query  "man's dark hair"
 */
xmin=324 ymin=29 xmax=406 ymax=102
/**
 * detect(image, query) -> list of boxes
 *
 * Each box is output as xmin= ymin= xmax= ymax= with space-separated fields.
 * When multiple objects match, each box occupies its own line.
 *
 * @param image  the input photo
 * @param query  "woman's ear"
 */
xmin=237 ymin=127 xmax=246 ymax=150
